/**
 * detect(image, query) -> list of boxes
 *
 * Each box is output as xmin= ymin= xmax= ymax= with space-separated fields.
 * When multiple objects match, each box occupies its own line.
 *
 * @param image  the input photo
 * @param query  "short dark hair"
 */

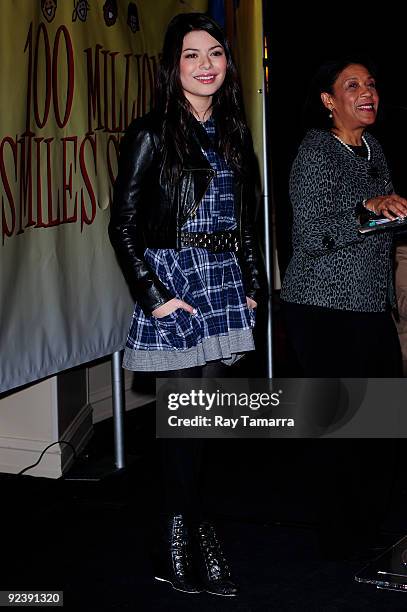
xmin=303 ymin=55 xmax=378 ymax=130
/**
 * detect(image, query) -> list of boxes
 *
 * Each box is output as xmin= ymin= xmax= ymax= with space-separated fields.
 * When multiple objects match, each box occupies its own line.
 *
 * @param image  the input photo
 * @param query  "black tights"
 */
xmin=156 ymin=362 xmax=230 ymax=518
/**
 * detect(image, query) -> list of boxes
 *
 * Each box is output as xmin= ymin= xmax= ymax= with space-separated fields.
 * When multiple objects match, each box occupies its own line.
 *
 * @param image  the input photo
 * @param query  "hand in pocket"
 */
xmin=152 ymin=298 xmax=196 ymax=319
xmin=246 ymin=297 xmax=257 ymax=310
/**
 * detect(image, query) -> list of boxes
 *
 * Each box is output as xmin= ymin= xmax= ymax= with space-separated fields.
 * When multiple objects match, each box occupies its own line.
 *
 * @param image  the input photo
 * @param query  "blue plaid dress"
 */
xmin=123 ymin=118 xmax=255 ymax=371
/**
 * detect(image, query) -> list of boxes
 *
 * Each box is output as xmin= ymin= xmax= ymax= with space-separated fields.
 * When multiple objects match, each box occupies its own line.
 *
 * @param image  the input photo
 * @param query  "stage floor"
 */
xmin=0 ymin=403 xmax=406 ymax=611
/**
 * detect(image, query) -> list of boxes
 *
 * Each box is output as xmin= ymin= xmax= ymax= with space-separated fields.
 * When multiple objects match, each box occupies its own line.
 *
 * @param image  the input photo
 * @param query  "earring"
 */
xmin=329 ymin=108 xmax=333 ymax=119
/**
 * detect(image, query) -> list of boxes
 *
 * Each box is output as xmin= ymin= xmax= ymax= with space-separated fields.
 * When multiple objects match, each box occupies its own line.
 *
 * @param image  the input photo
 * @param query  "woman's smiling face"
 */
xmin=322 ymin=63 xmax=379 ymax=131
xmin=179 ymin=30 xmax=227 ymax=109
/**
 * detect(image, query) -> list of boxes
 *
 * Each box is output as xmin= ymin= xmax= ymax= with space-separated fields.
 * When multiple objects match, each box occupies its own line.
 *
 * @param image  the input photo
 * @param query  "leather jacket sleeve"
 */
xmin=238 ymin=139 xmax=264 ymax=302
xmin=108 ymin=122 xmax=173 ymax=315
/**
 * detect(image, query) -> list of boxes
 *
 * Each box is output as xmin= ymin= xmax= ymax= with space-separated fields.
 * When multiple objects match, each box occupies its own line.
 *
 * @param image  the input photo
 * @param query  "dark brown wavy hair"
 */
xmin=155 ymin=12 xmax=250 ymax=181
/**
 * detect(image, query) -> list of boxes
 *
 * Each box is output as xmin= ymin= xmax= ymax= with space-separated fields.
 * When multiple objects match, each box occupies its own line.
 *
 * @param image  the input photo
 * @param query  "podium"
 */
xmin=355 ymin=535 xmax=407 ymax=591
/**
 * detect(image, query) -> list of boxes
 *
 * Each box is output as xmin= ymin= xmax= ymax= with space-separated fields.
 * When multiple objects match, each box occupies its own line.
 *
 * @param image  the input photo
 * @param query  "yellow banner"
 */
xmin=0 ymin=0 xmax=207 ymax=392
xmin=1 ymin=0 xmax=207 ymax=244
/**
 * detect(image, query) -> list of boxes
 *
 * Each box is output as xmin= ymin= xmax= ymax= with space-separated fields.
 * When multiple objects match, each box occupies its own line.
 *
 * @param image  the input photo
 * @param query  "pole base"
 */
xmin=62 ymin=452 xmax=139 ymax=481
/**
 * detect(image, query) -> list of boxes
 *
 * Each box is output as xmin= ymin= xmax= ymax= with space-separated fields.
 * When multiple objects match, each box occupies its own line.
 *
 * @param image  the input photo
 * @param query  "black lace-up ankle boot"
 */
xmin=196 ymin=520 xmax=238 ymax=596
xmin=153 ymin=514 xmax=202 ymax=594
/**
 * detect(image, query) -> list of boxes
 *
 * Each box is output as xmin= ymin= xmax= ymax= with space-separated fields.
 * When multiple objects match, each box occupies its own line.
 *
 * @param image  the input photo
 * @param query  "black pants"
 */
xmin=156 ymin=362 xmax=232 ymax=518
xmin=282 ymin=301 xmax=402 ymax=377
xmin=282 ymin=302 xmax=402 ymax=551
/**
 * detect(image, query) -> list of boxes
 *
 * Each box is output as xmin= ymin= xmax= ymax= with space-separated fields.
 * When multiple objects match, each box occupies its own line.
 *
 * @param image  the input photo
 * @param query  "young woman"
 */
xmin=109 ymin=13 xmax=261 ymax=596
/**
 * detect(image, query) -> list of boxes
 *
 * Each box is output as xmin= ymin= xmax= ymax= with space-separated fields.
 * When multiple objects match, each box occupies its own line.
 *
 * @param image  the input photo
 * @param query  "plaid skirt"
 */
xmin=123 ymin=247 xmax=255 ymax=371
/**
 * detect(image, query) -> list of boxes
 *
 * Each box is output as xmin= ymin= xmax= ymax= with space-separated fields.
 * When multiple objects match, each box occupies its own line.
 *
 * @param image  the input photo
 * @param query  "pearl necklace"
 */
xmin=331 ymin=132 xmax=371 ymax=161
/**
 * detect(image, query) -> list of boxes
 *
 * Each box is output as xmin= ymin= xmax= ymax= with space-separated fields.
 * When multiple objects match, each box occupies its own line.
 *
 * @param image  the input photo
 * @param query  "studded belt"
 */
xmin=179 ymin=230 xmax=239 ymax=253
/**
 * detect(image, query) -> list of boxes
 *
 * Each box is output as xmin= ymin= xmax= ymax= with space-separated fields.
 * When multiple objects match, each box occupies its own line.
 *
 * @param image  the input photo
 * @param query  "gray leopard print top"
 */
xmin=280 ymin=129 xmax=394 ymax=312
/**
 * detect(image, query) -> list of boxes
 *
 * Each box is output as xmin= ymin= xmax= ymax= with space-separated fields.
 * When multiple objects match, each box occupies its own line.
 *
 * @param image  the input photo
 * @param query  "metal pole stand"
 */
xmin=64 ymin=351 xmax=126 ymax=480
xmin=111 ymin=350 xmax=126 ymax=470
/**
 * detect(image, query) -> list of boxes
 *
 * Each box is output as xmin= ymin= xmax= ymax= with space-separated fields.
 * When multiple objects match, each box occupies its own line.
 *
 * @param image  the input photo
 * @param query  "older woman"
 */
xmin=280 ymin=57 xmax=407 ymax=377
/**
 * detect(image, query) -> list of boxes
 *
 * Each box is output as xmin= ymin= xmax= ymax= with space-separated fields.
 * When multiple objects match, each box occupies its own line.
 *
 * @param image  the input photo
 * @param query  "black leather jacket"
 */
xmin=109 ymin=112 xmax=261 ymax=315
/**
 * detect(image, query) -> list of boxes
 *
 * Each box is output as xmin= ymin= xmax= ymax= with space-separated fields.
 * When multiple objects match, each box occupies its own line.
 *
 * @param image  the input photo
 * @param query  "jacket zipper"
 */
xmin=188 ymin=168 xmax=216 ymax=219
xmin=176 ymin=168 xmax=215 ymax=249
